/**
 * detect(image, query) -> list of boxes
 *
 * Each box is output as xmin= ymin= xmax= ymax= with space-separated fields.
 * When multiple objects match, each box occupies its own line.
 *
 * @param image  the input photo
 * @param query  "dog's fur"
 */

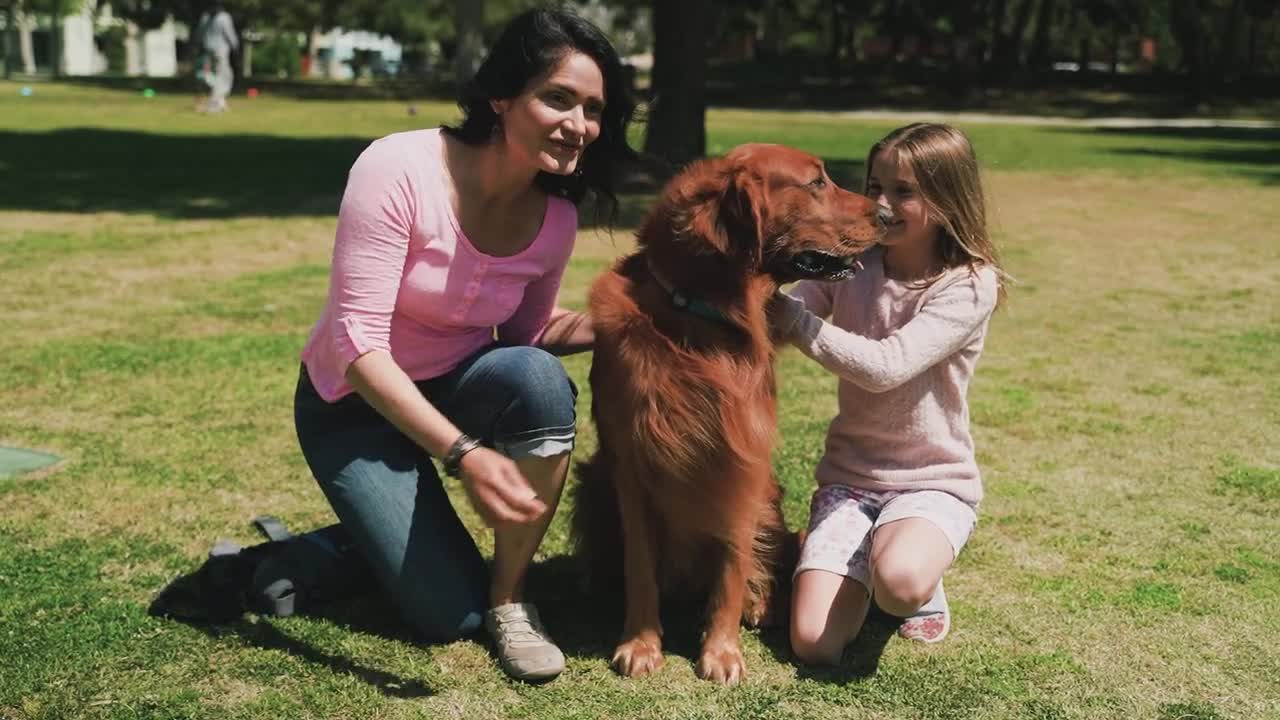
xmin=570 ymin=144 xmax=884 ymax=684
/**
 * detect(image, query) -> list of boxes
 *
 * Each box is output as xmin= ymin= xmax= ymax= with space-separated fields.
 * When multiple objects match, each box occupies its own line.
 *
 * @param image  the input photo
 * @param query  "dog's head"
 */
xmin=642 ymin=144 xmax=884 ymax=284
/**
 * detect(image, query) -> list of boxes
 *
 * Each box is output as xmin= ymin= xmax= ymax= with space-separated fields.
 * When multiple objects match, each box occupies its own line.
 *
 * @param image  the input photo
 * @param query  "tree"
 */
xmin=644 ymin=0 xmax=713 ymax=167
xmin=1026 ymin=0 xmax=1058 ymax=68
xmin=993 ymin=0 xmax=1038 ymax=67
xmin=1169 ymin=0 xmax=1209 ymax=103
xmin=2 ymin=0 xmax=12 ymax=79
xmin=454 ymin=0 xmax=483 ymax=85
xmin=18 ymin=0 xmax=85 ymax=76
xmin=1244 ymin=0 xmax=1280 ymax=75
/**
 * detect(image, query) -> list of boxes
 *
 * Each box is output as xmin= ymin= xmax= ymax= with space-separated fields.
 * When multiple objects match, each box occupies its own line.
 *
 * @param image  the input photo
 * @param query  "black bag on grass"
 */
xmin=150 ymin=516 xmax=372 ymax=622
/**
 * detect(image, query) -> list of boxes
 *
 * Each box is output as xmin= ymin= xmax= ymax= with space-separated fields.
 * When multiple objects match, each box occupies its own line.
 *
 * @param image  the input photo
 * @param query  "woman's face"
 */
xmin=492 ymin=50 xmax=606 ymax=176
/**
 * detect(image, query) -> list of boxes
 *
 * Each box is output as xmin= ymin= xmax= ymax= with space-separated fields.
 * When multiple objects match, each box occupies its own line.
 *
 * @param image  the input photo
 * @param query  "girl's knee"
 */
xmin=788 ymin=630 xmax=839 ymax=666
xmin=788 ymin=625 xmax=839 ymax=666
xmin=789 ymin=606 xmax=845 ymax=666
xmin=871 ymin=560 xmax=937 ymax=613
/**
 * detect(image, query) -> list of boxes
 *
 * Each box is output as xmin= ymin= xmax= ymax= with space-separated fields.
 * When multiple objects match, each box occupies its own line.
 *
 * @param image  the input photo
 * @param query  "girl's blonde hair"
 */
xmin=865 ymin=122 xmax=1008 ymax=304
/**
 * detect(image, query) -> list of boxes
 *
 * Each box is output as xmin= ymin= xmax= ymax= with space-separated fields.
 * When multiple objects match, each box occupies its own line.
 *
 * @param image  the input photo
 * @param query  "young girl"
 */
xmin=772 ymin=123 xmax=1006 ymax=664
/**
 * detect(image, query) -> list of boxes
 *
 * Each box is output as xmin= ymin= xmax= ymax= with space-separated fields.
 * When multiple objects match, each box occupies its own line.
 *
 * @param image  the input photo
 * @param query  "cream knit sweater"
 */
xmin=774 ymin=247 xmax=999 ymax=506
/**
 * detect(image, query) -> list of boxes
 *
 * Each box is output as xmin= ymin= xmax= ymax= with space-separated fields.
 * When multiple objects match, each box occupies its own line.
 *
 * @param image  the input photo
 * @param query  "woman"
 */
xmin=294 ymin=8 xmax=637 ymax=683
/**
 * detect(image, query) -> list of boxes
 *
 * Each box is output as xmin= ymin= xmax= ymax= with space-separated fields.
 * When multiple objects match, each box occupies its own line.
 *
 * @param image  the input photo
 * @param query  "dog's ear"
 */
xmin=722 ymin=168 xmax=767 ymax=268
xmin=672 ymin=159 xmax=766 ymax=266
xmin=671 ymin=158 xmax=732 ymax=257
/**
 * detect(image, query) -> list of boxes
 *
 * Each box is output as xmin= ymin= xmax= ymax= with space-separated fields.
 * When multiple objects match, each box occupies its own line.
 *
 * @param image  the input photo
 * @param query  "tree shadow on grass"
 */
xmin=0 ymin=127 xmax=873 ymax=222
xmin=0 ymin=126 xmax=670 ymax=224
xmin=1046 ymin=125 xmax=1280 ymax=186
xmin=179 ymin=614 xmax=441 ymax=698
xmin=149 ymin=550 xmax=623 ymax=692
xmin=785 ymin=607 xmax=898 ymax=684
xmin=151 ymin=542 xmax=898 ymax=690
xmin=0 ymin=128 xmax=367 ymax=219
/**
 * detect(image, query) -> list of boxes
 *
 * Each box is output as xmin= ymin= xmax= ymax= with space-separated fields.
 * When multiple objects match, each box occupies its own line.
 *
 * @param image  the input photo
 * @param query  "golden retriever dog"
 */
xmin=571 ymin=144 xmax=886 ymax=684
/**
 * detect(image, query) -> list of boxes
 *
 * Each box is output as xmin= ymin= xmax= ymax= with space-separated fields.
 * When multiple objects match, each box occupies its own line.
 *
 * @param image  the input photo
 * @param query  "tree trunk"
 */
xmin=644 ymin=0 xmax=711 ymax=167
xmin=453 ymin=0 xmax=484 ymax=87
xmin=1074 ymin=7 xmax=1091 ymax=69
xmin=2 ymin=3 xmax=11 ymax=79
xmin=306 ymin=26 xmax=320 ymax=77
xmin=829 ymin=0 xmax=842 ymax=65
xmin=988 ymin=0 xmax=1008 ymax=66
xmin=51 ymin=4 xmax=61 ymax=77
xmin=1005 ymin=0 xmax=1037 ymax=66
xmin=759 ymin=0 xmax=783 ymax=59
xmin=1111 ymin=27 xmax=1120 ymax=74
xmin=889 ymin=0 xmax=906 ymax=57
xmin=950 ymin=4 xmax=982 ymax=68
xmin=18 ymin=7 xmax=34 ymax=74
xmin=829 ymin=0 xmax=852 ymax=82
xmin=1027 ymin=0 xmax=1056 ymax=68
xmin=1217 ymin=0 xmax=1244 ymax=79
xmin=1169 ymin=0 xmax=1208 ymax=105
xmin=124 ymin=20 xmax=141 ymax=76
xmin=1246 ymin=14 xmax=1257 ymax=76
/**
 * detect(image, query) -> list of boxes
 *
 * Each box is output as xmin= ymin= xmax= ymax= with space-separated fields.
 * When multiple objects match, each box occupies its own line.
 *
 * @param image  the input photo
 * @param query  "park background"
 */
xmin=1 ymin=1 xmax=1279 ymax=719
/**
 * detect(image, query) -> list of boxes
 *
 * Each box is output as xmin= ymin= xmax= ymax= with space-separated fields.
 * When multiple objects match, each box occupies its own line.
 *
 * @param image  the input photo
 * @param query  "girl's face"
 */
xmin=491 ymin=50 xmax=605 ymax=176
xmin=866 ymin=150 xmax=938 ymax=251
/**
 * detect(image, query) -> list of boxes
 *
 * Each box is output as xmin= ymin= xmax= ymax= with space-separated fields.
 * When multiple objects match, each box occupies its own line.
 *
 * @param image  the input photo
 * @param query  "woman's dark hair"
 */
xmin=442 ymin=8 xmax=638 ymax=221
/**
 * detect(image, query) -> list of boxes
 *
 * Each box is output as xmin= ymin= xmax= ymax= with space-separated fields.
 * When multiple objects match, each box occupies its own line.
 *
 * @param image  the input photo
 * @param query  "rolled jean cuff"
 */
xmin=495 ymin=423 xmax=576 ymax=459
xmin=458 ymin=610 xmax=484 ymax=635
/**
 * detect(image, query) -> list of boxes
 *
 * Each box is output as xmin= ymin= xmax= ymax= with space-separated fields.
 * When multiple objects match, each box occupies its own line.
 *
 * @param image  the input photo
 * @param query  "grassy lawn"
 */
xmin=1 ymin=81 xmax=1278 ymax=719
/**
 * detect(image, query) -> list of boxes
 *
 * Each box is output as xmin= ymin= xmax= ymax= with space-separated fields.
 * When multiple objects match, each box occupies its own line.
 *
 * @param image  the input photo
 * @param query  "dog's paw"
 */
xmin=612 ymin=634 xmax=664 ymax=678
xmin=696 ymin=640 xmax=746 ymax=686
xmin=741 ymin=590 xmax=772 ymax=628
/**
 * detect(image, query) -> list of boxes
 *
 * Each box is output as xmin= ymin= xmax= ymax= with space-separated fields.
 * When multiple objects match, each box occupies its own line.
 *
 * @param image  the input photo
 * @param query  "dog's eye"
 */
xmin=809 ymin=177 xmax=827 ymax=190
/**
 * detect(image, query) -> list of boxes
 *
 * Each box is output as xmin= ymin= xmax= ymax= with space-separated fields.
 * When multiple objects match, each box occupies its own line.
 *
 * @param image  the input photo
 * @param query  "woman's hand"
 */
xmin=457 ymin=446 xmax=547 ymax=526
xmin=537 ymin=307 xmax=594 ymax=355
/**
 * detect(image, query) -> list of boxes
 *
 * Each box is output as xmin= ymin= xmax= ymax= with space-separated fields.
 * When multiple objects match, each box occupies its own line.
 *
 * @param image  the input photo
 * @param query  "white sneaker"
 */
xmin=484 ymin=602 xmax=565 ymax=682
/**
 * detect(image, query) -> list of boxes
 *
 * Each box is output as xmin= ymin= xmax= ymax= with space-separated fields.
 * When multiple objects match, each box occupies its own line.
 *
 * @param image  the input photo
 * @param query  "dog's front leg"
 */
xmin=742 ymin=492 xmax=798 ymax=629
xmin=611 ymin=467 xmax=664 ymax=678
xmin=696 ymin=521 xmax=754 ymax=685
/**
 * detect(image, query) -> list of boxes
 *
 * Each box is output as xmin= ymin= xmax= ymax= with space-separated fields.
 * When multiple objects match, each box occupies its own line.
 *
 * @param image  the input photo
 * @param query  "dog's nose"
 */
xmin=875 ymin=207 xmax=894 ymax=227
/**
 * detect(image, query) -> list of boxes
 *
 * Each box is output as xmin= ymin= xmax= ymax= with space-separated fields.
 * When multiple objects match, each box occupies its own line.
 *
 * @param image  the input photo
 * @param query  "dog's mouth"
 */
xmin=773 ymin=250 xmax=864 ymax=282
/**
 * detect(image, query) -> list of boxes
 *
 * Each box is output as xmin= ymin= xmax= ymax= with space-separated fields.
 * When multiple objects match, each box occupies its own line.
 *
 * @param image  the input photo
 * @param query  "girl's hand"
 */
xmin=457 ymin=447 xmax=547 ymax=526
xmin=767 ymin=290 xmax=805 ymax=343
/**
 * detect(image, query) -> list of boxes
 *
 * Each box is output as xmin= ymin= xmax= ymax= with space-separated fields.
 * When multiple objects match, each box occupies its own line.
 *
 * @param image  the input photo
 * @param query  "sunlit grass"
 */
xmin=1 ymin=82 xmax=1278 ymax=719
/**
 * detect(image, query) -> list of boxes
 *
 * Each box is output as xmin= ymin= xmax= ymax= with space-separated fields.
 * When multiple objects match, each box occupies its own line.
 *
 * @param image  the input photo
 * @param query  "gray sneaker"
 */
xmin=484 ymin=602 xmax=565 ymax=682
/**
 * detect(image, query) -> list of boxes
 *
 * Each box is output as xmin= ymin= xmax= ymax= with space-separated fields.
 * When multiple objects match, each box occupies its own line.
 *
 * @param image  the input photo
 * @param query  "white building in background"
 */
xmin=2 ymin=1 xmax=177 ymax=77
xmin=311 ymin=28 xmax=403 ymax=80
xmin=3 ymin=5 xmax=400 ymax=81
xmin=60 ymin=4 xmax=106 ymax=75
xmin=133 ymin=18 xmax=178 ymax=77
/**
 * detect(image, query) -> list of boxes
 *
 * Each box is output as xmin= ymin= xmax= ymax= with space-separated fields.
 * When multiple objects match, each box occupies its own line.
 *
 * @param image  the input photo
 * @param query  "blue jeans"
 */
xmin=293 ymin=345 xmax=578 ymax=642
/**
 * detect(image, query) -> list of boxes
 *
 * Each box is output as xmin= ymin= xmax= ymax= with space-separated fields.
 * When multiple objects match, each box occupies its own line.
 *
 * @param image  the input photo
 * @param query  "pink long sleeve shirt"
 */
xmin=773 ymin=247 xmax=999 ymax=506
xmin=301 ymin=129 xmax=577 ymax=402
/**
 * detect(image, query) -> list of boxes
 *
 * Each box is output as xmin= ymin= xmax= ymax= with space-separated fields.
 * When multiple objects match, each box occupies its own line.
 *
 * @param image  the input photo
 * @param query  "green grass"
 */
xmin=2 ymin=81 xmax=1279 ymax=719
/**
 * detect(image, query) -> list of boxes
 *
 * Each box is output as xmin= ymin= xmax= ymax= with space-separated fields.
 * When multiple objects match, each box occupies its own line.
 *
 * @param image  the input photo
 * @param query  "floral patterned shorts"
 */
xmin=794 ymin=484 xmax=978 ymax=590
